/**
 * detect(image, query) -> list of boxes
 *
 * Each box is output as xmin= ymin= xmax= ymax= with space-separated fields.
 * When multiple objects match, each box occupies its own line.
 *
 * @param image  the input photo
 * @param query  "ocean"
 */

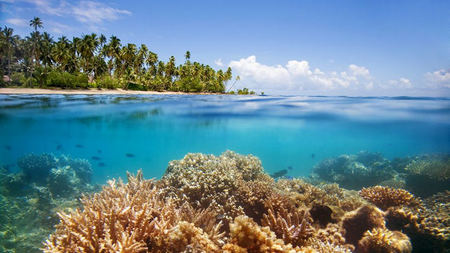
xmin=0 ymin=94 xmax=449 ymax=183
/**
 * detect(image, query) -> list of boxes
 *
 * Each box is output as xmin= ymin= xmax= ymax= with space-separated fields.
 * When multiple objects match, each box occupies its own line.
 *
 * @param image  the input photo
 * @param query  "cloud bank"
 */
xmin=229 ymin=55 xmax=373 ymax=92
xmin=228 ymin=56 xmax=449 ymax=96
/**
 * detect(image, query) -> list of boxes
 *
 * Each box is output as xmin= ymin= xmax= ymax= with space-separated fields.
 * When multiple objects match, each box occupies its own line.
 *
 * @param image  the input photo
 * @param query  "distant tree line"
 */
xmin=0 ymin=17 xmax=255 ymax=94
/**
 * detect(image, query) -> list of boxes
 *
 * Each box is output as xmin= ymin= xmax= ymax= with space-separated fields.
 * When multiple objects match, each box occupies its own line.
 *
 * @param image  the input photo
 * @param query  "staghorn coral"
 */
xmin=357 ymin=228 xmax=412 ymax=253
xmin=341 ymin=205 xmax=386 ymax=246
xmin=261 ymin=205 xmax=315 ymax=247
xmin=43 ymin=170 xmax=224 ymax=253
xmin=359 ymin=186 xmax=419 ymax=211
xmin=160 ymin=151 xmax=275 ymax=228
xmin=223 ymin=215 xmax=301 ymax=253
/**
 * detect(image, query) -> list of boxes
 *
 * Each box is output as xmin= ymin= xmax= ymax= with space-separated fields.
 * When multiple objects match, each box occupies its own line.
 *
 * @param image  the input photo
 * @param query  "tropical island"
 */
xmin=0 ymin=17 xmax=255 ymax=95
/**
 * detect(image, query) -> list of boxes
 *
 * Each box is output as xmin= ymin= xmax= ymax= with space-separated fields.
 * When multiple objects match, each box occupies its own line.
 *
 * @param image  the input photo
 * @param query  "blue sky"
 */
xmin=1 ymin=0 xmax=449 ymax=96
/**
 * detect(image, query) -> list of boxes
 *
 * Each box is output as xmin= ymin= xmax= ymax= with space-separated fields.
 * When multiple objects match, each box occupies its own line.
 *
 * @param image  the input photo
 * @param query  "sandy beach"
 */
xmin=0 ymin=88 xmax=218 ymax=95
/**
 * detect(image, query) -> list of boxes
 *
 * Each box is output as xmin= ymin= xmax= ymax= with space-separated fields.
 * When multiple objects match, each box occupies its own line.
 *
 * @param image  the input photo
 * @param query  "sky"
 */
xmin=1 ymin=0 xmax=449 ymax=96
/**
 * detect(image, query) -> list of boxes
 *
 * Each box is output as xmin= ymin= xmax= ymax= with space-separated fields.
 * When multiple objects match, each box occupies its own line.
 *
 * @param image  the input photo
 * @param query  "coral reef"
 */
xmin=403 ymin=154 xmax=450 ymax=197
xmin=359 ymin=186 xmax=419 ymax=211
xmin=357 ymin=228 xmax=412 ymax=253
xmin=160 ymin=151 xmax=275 ymax=228
xmin=312 ymin=151 xmax=393 ymax=190
xmin=44 ymin=170 xmax=224 ymax=252
xmin=35 ymin=151 xmax=450 ymax=252
xmin=385 ymin=191 xmax=450 ymax=252
xmin=312 ymin=152 xmax=450 ymax=198
xmin=341 ymin=205 xmax=386 ymax=246
xmin=0 ymin=153 xmax=96 ymax=253
xmin=261 ymin=205 xmax=315 ymax=247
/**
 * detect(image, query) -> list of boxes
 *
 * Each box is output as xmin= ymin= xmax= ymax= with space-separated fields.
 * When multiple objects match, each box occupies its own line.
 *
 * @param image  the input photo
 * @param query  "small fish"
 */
xmin=4 ymin=145 xmax=11 ymax=150
xmin=311 ymin=153 xmax=316 ymax=159
xmin=287 ymin=166 xmax=293 ymax=170
xmin=97 ymin=149 xmax=102 ymax=154
xmin=75 ymin=144 xmax=84 ymax=148
xmin=125 ymin=153 xmax=135 ymax=158
xmin=270 ymin=169 xmax=288 ymax=179
xmin=98 ymin=162 xmax=106 ymax=167
xmin=56 ymin=144 xmax=63 ymax=150
xmin=91 ymin=156 xmax=101 ymax=161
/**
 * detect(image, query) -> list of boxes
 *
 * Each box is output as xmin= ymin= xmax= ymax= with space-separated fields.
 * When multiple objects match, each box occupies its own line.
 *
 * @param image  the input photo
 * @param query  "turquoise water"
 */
xmin=0 ymin=94 xmax=449 ymax=183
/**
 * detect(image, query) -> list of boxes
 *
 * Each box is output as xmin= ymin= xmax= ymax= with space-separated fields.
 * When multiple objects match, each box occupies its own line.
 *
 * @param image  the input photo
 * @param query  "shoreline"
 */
xmin=0 ymin=88 xmax=223 ymax=95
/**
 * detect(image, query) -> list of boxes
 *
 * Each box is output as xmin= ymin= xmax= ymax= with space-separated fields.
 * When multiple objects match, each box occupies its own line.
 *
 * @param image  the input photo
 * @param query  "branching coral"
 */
xmin=357 ymin=228 xmax=412 ymax=253
xmin=43 ymin=171 xmax=224 ymax=252
xmin=359 ymin=186 xmax=419 ymax=211
xmin=261 ymin=205 xmax=315 ymax=247
xmin=160 ymin=151 xmax=275 ymax=228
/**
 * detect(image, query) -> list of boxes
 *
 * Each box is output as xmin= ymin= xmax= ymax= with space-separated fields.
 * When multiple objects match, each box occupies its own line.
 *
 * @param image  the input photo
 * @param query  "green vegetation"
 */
xmin=0 ymin=17 xmax=257 ymax=94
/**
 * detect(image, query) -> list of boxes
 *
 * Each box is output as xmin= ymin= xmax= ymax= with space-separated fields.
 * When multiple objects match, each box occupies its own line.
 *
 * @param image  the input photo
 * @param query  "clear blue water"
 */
xmin=0 ymin=94 xmax=449 ymax=183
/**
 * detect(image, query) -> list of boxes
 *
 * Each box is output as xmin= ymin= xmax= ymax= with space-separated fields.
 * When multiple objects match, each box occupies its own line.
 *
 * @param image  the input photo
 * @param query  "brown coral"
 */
xmin=341 ymin=205 xmax=386 ymax=246
xmin=359 ymin=186 xmax=418 ymax=210
xmin=261 ymin=205 xmax=315 ymax=247
xmin=357 ymin=228 xmax=412 ymax=253
xmin=160 ymin=151 xmax=275 ymax=228
xmin=223 ymin=215 xmax=301 ymax=253
xmin=43 ymin=170 xmax=224 ymax=253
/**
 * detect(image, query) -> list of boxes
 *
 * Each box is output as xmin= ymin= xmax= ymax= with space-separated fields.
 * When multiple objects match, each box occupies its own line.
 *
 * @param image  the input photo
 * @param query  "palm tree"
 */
xmin=1 ymin=27 xmax=16 ymax=76
xmin=106 ymin=36 xmax=121 ymax=76
xmin=29 ymin=17 xmax=43 ymax=67
xmin=30 ymin=17 xmax=43 ymax=32
xmin=39 ymin=32 xmax=53 ymax=67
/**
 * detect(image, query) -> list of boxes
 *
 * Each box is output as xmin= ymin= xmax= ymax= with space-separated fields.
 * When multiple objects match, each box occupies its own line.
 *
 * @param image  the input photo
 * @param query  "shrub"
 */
xmin=95 ymin=75 xmax=120 ymax=89
xmin=46 ymin=70 xmax=88 ymax=89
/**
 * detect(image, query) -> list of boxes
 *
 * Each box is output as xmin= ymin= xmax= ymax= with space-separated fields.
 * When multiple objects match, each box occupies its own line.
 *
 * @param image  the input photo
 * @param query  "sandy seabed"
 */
xmin=0 ymin=88 xmax=218 ymax=95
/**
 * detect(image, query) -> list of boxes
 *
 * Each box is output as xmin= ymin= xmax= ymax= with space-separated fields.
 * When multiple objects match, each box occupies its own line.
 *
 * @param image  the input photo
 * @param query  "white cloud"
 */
xmin=214 ymin=58 xmax=223 ymax=67
xmin=349 ymin=64 xmax=370 ymax=78
xmin=72 ymin=1 xmax=131 ymax=24
xmin=387 ymin=78 xmax=412 ymax=89
xmin=425 ymin=69 xmax=450 ymax=88
xmin=6 ymin=18 xmax=28 ymax=27
xmin=229 ymin=55 xmax=373 ymax=91
xmin=229 ymin=55 xmax=291 ymax=87
xmin=5 ymin=0 xmax=131 ymax=25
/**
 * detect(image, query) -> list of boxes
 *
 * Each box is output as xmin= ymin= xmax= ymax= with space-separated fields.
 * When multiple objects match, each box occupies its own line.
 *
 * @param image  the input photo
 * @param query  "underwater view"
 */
xmin=0 ymin=94 xmax=449 ymax=252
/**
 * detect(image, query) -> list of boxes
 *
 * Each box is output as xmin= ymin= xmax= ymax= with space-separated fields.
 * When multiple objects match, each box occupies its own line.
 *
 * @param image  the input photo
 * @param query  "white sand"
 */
xmin=0 ymin=88 xmax=218 ymax=95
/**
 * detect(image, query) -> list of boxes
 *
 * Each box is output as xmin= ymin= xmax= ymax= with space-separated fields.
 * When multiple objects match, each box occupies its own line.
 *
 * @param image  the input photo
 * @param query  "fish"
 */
xmin=98 ymin=162 xmax=106 ymax=167
xmin=97 ymin=149 xmax=102 ymax=154
xmin=75 ymin=144 xmax=84 ymax=148
xmin=270 ymin=169 xmax=288 ymax=179
xmin=287 ymin=166 xmax=293 ymax=170
xmin=91 ymin=156 xmax=101 ymax=160
xmin=311 ymin=153 xmax=316 ymax=159
xmin=4 ymin=145 xmax=11 ymax=150
xmin=125 ymin=153 xmax=135 ymax=158
xmin=56 ymin=144 xmax=63 ymax=150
